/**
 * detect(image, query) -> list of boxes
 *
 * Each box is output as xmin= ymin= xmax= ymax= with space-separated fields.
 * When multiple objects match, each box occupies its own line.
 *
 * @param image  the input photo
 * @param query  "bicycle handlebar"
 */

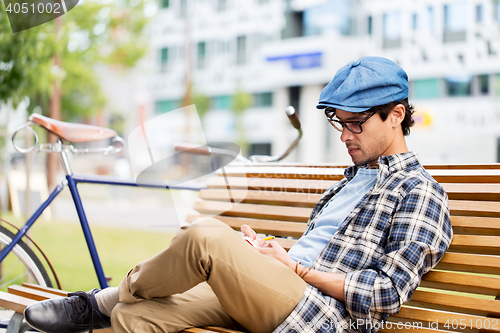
xmin=174 ymin=142 xmax=251 ymax=163
xmin=174 ymin=106 xmax=302 ymax=163
xmin=285 ymin=106 xmax=301 ymax=131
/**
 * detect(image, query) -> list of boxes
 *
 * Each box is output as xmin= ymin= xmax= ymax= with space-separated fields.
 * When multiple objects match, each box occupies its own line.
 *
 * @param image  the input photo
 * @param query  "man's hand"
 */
xmin=240 ymin=224 xmax=267 ymax=247
xmin=241 ymin=224 xmax=346 ymax=301
xmin=257 ymin=241 xmax=295 ymax=269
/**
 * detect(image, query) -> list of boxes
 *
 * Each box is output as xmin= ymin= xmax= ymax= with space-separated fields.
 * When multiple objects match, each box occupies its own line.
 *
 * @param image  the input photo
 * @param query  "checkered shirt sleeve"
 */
xmin=343 ymin=179 xmax=452 ymax=319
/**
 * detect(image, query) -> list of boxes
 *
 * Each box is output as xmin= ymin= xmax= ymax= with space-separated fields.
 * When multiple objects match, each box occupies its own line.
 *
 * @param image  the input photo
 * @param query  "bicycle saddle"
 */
xmin=29 ymin=114 xmax=117 ymax=143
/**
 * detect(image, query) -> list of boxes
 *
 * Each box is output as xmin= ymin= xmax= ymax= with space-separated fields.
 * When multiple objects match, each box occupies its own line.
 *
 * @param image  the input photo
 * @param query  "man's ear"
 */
xmin=390 ymin=104 xmax=405 ymax=128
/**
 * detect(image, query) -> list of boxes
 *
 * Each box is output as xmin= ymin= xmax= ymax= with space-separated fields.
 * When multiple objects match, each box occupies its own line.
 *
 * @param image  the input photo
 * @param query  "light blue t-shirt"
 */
xmin=288 ymin=167 xmax=378 ymax=267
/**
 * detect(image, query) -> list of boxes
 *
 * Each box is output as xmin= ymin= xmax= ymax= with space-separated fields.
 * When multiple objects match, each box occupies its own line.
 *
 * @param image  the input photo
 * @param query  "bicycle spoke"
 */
xmin=0 ymin=271 xmax=29 ymax=290
xmin=0 ymin=258 xmax=30 ymax=289
xmin=0 ymin=257 xmax=22 ymax=282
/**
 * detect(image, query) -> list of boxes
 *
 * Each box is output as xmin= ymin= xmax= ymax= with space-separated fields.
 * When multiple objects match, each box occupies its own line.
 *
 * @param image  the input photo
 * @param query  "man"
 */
xmin=24 ymin=57 xmax=453 ymax=333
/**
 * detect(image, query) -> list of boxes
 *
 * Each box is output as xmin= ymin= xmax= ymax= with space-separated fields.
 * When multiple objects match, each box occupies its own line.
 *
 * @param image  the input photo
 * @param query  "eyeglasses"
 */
xmin=324 ymin=109 xmax=376 ymax=134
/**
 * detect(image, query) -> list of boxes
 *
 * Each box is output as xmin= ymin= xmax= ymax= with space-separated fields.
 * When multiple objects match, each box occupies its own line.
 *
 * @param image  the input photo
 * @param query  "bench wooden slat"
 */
xmin=0 ymin=290 xmax=37 ymax=313
xmin=442 ymin=183 xmax=500 ymax=201
xmin=199 ymin=189 xmax=321 ymax=207
xmin=216 ymin=167 xmax=345 ymax=180
xmin=206 ymin=177 xmax=335 ymax=193
xmin=390 ymin=306 xmax=500 ymax=332
xmin=208 ymin=178 xmax=500 ymax=200
xmin=200 ymin=190 xmax=500 ymax=215
xmin=429 ymin=170 xmax=500 ymax=184
xmin=451 ymin=216 xmax=500 ymax=236
xmin=221 ymin=163 xmax=500 ymax=170
xmin=187 ymin=215 xmax=306 ymax=238
xmin=436 ymin=252 xmax=500 ymax=275
xmin=216 ymin=167 xmax=500 ymax=183
xmin=420 ymin=271 xmax=500 ymax=296
xmin=8 ymin=285 xmax=64 ymax=301
xmin=193 ymin=201 xmax=312 ymax=222
xmin=409 ymin=289 xmax=500 ymax=317
xmin=449 ymin=235 xmax=500 ymax=255
xmin=219 ymin=163 xmax=500 ymax=171
xmin=449 ymin=200 xmax=500 ymax=218
xmin=424 ymin=164 xmax=500 ymax=169
xmin=21 ymin=283 xmax=68 ymax=297
xmin=272 ymin=238 xmax=296 ymax=251
xmin=380 ymin=326 xmax=459 ymax=333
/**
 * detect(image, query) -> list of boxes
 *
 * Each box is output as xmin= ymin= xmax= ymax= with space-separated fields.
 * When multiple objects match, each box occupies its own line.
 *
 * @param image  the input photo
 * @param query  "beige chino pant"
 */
xmin=112 ymin=219 xmax=307 ymax=333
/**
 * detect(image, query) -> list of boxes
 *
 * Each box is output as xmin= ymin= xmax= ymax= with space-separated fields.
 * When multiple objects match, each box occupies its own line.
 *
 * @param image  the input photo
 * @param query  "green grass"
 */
xmin=3 ymin=214 xmax=175 ymax=292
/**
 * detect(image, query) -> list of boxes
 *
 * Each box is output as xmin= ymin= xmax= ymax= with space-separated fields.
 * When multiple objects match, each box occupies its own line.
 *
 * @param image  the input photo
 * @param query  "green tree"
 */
xmin=231 ymin=89 xmax=252 ymax=154
xmin=0 ymin=11 xmax=55 ymax=109
xmin=231 ymin=89 xmax=252 ymax=117
xmin=193 ymin=91 xmax=211 ymax=118
xmin=0 ymin=0 xmax=151 ymax=120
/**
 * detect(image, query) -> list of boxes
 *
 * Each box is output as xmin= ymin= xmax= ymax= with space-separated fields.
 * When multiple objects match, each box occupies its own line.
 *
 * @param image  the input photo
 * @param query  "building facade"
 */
xmin=141 ymin=0 xmax=500 ymax=165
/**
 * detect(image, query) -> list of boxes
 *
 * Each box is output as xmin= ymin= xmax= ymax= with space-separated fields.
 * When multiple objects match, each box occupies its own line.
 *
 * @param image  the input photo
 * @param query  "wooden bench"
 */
xmin=1 ymin=163 xmax=500 ymax=333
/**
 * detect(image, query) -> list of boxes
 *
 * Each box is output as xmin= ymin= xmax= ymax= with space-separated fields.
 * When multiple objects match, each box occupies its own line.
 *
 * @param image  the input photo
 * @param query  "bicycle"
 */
xmin=0 ymin=106 xmax=302 ymax=296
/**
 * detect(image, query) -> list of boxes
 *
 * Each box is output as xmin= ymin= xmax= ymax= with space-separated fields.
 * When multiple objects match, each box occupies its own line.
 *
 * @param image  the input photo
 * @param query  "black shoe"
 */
xmin=24 ymin=288 xmax=111 ymax=333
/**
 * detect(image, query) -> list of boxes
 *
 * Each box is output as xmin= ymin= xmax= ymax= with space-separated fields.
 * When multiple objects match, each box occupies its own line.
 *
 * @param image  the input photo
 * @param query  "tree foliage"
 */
xmin=231 ymin=89 xmax=253 ymax=116
xmin=0 ymin=0 xmax=151 ymax=120
xmin=0 ymin=10 xmax=55 ymax=108
xmin=193 ymin=91 xmax=211 ymax=118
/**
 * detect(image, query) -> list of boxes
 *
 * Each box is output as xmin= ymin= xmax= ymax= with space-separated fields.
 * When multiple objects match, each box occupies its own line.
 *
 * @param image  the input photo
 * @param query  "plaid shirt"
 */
xmin=274 ymin=152 xmax=452 ymax=333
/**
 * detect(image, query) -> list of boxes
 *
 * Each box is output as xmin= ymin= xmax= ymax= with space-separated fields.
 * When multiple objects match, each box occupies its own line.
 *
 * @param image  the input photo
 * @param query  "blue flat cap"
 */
xmin=317 ymin=56 xmax=408 ymax=112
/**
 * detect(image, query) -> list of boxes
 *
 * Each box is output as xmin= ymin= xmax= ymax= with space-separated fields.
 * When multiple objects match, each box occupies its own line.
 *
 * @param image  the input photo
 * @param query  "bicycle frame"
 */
xmin=0 ymin=149 xmax=207 ymax=289
xmin=3 ymin=106 xmax=301 ymax=290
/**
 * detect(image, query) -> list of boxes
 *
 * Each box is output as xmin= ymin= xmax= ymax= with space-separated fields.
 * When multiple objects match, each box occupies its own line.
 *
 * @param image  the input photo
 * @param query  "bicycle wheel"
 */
xmin=0 ymin=225 xmax=53 ymax=290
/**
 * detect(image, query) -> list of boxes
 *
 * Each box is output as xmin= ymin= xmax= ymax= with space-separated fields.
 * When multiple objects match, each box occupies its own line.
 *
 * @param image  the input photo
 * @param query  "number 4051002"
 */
xmin=5 ymin=2 xmax=62 ymax=14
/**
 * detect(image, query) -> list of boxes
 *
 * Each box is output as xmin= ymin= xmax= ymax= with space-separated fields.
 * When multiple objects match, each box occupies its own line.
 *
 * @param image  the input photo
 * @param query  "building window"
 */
xmin=495 ymin=2 xmax=500 ymax=21
xmin=253 ymin=92 xmax=273 ymax=107
xmin=443 ymin=2 xmax=467 ymax=42
xmin=236 ymin=36 xmax=246 ymax=65
xmin=180 ymin=0 xmax=187 ymax=18
xmin=446 ymin=75 xmax=472 ymax=96
xmin=212 ymin=96 xmax=232 ymax=110
xmin=476 ymin=4 xmax=483 ymax=22
xmin=155 ymin=100 xmax=181 ymax=114
xmin=367 ymin=16 xmax=373 ymax=35
xmin=249 ymin=143 xmax=271 ymax=156
xmin=160 ymin=47 xmax=169 ymax=72
xmin=217 ymin=0 xmax=226 ymax=12
xmin=412 ymin=13 xmax=418 ymax=30
xmin=282 ymin=11 xmax=304 ymax=38
xmin=383 ymin=11 xmax=402 ymax=48
xmin=413 ymin=78 xmax=440 ymax=99
xmin=428 ymin=6 xmax=434 ymax=32
xmin=478 ymin=74 xmax=489 ymax=95
xmin=289 ymin=86 xmax=300 ymax=114
xmin=160 ymin=0 xmax=169 ymax=9
xmin=197 ymin=42 xmax=206 ymax=69
xmin=497 ymin=138 xmax=500 ymax=162
xmin=496 ymin=74 xmax=500 ymax=95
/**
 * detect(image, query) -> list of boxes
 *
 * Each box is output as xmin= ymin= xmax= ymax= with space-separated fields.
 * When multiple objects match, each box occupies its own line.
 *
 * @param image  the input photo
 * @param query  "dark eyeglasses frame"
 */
xmin=324 ymin=109 xmax=376 ymax=134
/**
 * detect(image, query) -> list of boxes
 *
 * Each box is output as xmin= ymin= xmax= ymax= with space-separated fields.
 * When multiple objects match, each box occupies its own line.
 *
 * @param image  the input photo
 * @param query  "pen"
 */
xmin=263 ymin=236 xmax=275 ymax=241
